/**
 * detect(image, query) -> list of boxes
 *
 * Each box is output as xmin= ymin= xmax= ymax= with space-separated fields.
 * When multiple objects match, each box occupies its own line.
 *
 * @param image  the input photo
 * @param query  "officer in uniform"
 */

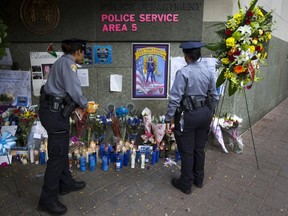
xmin=165 ymin=41 xmax=219 ymax=195
xmin=38 ymin=38 xmax=88 ymax=215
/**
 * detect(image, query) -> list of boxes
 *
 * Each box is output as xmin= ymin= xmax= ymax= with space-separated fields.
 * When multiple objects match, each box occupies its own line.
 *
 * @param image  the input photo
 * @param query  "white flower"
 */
xmin=237 ymin=25 xmax=252 ymax=35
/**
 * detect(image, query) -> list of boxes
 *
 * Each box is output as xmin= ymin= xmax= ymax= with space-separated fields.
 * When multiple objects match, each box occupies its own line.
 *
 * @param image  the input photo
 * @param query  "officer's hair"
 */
xmin=61 ymin=39 xmax=86 ymax=54
xmin=183 ymin=48 xmax=202 ymax=62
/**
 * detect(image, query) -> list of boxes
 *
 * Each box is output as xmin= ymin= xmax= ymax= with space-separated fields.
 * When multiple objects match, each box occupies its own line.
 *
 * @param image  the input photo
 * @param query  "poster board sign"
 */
xmin=169 ymin=57 xmax=222 ymax=94
xmin=30 ymin=52 xmax=63 ymax=96
xmin=0 ymin=70 xmax=32 ymax=107
xmin=132 ymin=43 xmax=169 ymax=99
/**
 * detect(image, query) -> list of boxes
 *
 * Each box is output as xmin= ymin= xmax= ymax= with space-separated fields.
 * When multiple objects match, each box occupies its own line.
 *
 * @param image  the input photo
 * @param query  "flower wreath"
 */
xmin=206 ymin=0 xmax=275 ymax=96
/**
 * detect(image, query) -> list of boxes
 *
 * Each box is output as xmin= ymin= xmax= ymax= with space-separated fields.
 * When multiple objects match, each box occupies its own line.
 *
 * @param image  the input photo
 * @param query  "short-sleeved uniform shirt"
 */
xmin=165 ymin=60 xmax=219 ymax=123
xmin=44 ymin=54 xmax=88 ymax=108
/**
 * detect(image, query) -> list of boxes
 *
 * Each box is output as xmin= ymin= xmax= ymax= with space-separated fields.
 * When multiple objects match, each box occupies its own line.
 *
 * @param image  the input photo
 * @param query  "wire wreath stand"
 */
xmin=209 ymin=80 xmax=259 ymax=170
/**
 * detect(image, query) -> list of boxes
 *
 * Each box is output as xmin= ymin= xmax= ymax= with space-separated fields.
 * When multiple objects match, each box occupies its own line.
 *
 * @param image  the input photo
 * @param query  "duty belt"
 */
xmin=192 ymin=100 xmax=206 ymax=109
xmin=180 ymin=96 xmax=206 ymax=112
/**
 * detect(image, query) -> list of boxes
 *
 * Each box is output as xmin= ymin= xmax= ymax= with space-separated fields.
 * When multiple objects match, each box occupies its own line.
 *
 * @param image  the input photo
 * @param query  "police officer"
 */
xmin=165 ymin=41 xmax=219 ymax=195
xmin=38 ymin=38 xmax=88 ymax=215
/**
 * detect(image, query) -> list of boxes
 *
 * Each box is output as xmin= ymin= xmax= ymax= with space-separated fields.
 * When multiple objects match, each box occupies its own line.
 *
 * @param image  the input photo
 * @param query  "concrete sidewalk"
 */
xmin=0 ymin=99 xmax=288 ymax=216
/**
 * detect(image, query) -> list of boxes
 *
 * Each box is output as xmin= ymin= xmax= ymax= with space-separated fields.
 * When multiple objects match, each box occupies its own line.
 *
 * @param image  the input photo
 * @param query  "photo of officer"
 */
xmin=38 ymin=38 xmax=88 ymax=215
xmin=164 ymin=41 xmax=219 ymax=194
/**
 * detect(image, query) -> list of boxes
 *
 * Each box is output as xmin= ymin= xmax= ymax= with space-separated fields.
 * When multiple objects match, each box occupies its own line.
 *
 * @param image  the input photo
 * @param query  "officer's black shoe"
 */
xmin=193 ymin=182 xmax=203 ymax=188
xmin=59 ymin=181 xmax=86 ymax=195
xmin=38 ymin=200 xmax=67 ymax=215
xmin=171 ymin=178 xmax=191 ymax=195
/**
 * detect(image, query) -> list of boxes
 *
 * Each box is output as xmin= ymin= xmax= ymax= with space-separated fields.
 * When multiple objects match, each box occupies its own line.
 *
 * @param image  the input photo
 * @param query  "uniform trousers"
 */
xmin=38 ymin=100 xmax=75 ymax=204
xmin=174 ymin=106 xmax=212 ymax=189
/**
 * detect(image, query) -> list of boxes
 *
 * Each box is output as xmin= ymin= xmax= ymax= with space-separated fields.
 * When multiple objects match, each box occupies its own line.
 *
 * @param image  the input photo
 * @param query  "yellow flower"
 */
xmin=221 ymin=58 xmax=230 ymax=65
xmin=233 ymin=13 xmax=243 ymax=24
xmin=249 ymin=45 xmax=255 ymax=53
xmin=224 ymin=70 xmax=233 ymax=79
xmin=255 ymin=7 xmax=264 ymax=17
xmin=260 ymin=52 xmax=267 ymax=60
xmin=226 ymin=37 xmax=236 ymax=48
xmin=265 ymin=32 xmax=272 ymax=41
xmin=258 ymin=29 xmax=263 ymax=35
xmin=252 ymin=38 xmax=258 ymax=45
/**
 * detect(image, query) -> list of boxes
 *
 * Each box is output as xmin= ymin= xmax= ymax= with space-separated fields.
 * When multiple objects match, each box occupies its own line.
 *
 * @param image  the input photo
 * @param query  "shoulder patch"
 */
xmin=70 ymin=64 xmax=77 ymax=72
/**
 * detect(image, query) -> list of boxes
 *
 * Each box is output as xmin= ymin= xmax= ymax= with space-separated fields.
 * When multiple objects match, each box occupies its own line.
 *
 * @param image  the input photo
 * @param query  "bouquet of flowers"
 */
xmin=151 ymin=114 xmax=166 ymax=145
xmin=12 ymin=107 xmax=38 ymax=146
xmin=218 ymin=114 xmax=242 ymax=129
xmin=140 ymin=131 xmax=154 ymax=146
xmin=141 ymin=107 xmax=152 ymax=134
xmin=126 ymin=115 xmax=142 ymax=141
xmin=206 ymin=0 xmax=275 ymax=96
xmin=111 ymin=107 xmax=129 ymax=141
xmin=211 ymin=114 xmax=244 ymax=154
xmin=69 ymin=136 xmax=86 ymax=158
xmin=90 ymin=114 xmax=111 ymax=142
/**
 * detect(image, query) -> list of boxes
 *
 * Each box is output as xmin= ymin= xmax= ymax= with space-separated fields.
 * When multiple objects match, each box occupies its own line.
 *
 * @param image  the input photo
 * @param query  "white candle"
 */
xmin=29 ymin=149 xmax=34 ymax=163
xmin=141 ymin=154 xmax=145 ymax=169
xmin=131 ymin=153 xmax=136 ymax=169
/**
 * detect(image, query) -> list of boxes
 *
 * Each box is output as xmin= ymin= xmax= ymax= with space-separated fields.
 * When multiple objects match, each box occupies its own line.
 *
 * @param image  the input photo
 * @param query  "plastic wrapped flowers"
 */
xmin=211 ymin=114 xmax=244 ymax=154
xmin=206 ymin=0 xmax=275 ymax=96
xmin=218 ymin=114 xmax=242 ymax=129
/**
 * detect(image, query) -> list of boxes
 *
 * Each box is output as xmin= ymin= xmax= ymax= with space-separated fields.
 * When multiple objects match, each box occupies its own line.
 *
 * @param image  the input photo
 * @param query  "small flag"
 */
xmin=46 ymin=43 xmax=57 ymax=58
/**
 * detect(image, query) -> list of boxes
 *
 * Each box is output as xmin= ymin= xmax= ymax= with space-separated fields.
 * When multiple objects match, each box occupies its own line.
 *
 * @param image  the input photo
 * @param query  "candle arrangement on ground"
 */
xmin=0 ymin=104 xmax=180 ymax=170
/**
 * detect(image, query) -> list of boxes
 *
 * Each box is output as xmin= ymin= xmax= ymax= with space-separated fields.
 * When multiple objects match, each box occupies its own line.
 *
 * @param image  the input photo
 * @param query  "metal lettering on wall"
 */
xmin=95 ymin=0 xmax=204 ymax=42
xmin=20 ymin=0 xmax=60 ymax=35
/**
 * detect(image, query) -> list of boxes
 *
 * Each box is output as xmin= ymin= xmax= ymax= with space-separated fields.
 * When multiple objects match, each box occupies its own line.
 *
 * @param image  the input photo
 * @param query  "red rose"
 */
xmin=234 ymin=49 xmax=241 ymax=56
xmin=229 ymin=56 xmax=235 ymax=62
xmin=247 ymin=10 xmax=253 ymax=17
xmin=245 ymin=19 xmax=251 ymax=25
xmin=225 ymin=29 xmax=232 ymax=36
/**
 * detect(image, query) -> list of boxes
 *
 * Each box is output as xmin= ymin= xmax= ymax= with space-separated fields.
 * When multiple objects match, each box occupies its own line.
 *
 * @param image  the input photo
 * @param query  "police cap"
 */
xmin=62 ymin=38 xmax=87 ymax=53
xmin=179 ymin=41 xmax=205 ymax=49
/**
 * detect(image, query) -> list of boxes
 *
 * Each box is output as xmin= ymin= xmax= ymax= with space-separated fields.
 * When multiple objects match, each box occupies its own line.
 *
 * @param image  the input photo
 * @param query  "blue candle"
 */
xmin=136 ymin=151 xmax=141 ymax=164
xmin=92 ymin=152 xmax=97 ymax=166
xmin=40 ymin=151 xmax=46 ymax=165
xmin=100 ymin=144 xmax=105 ymax=159
xmin=151 ymin=151 xmax=156 ymax=165
xmin=102 ymin=154 xmax=108 ymax=172
xmin=80 ymin=156 xmax=86 ymax=172
xmin=120 ymin=153 xmax=123 ymax=168
xmin=155 ymin=149 xmax=160 ymax=163
xmin=123 ymin=150 xmax=130 ymax=166
xmin=110 ymin=150 xmax=115 ymax=163
xmin=89 ymin=154 xmax=96 ymax=171
xmin=175 ymin=150 xmax=181 ymax=162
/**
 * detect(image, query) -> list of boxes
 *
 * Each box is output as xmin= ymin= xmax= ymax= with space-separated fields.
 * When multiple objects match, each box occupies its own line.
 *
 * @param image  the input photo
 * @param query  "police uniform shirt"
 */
xmin=44 ymin=54 xmax=88 ymax=108
xmin=164 ymin=61 xmax=219 ymax=123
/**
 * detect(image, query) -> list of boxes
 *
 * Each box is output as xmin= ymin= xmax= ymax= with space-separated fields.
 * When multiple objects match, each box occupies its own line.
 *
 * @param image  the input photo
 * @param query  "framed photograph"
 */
xmin=132 ymin=43 xmax=169 ymax=99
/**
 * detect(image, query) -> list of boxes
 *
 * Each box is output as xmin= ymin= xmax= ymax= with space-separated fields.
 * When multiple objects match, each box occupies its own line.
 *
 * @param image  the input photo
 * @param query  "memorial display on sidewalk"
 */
xmin=0 ymin=101 xmax=179 ymax=170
